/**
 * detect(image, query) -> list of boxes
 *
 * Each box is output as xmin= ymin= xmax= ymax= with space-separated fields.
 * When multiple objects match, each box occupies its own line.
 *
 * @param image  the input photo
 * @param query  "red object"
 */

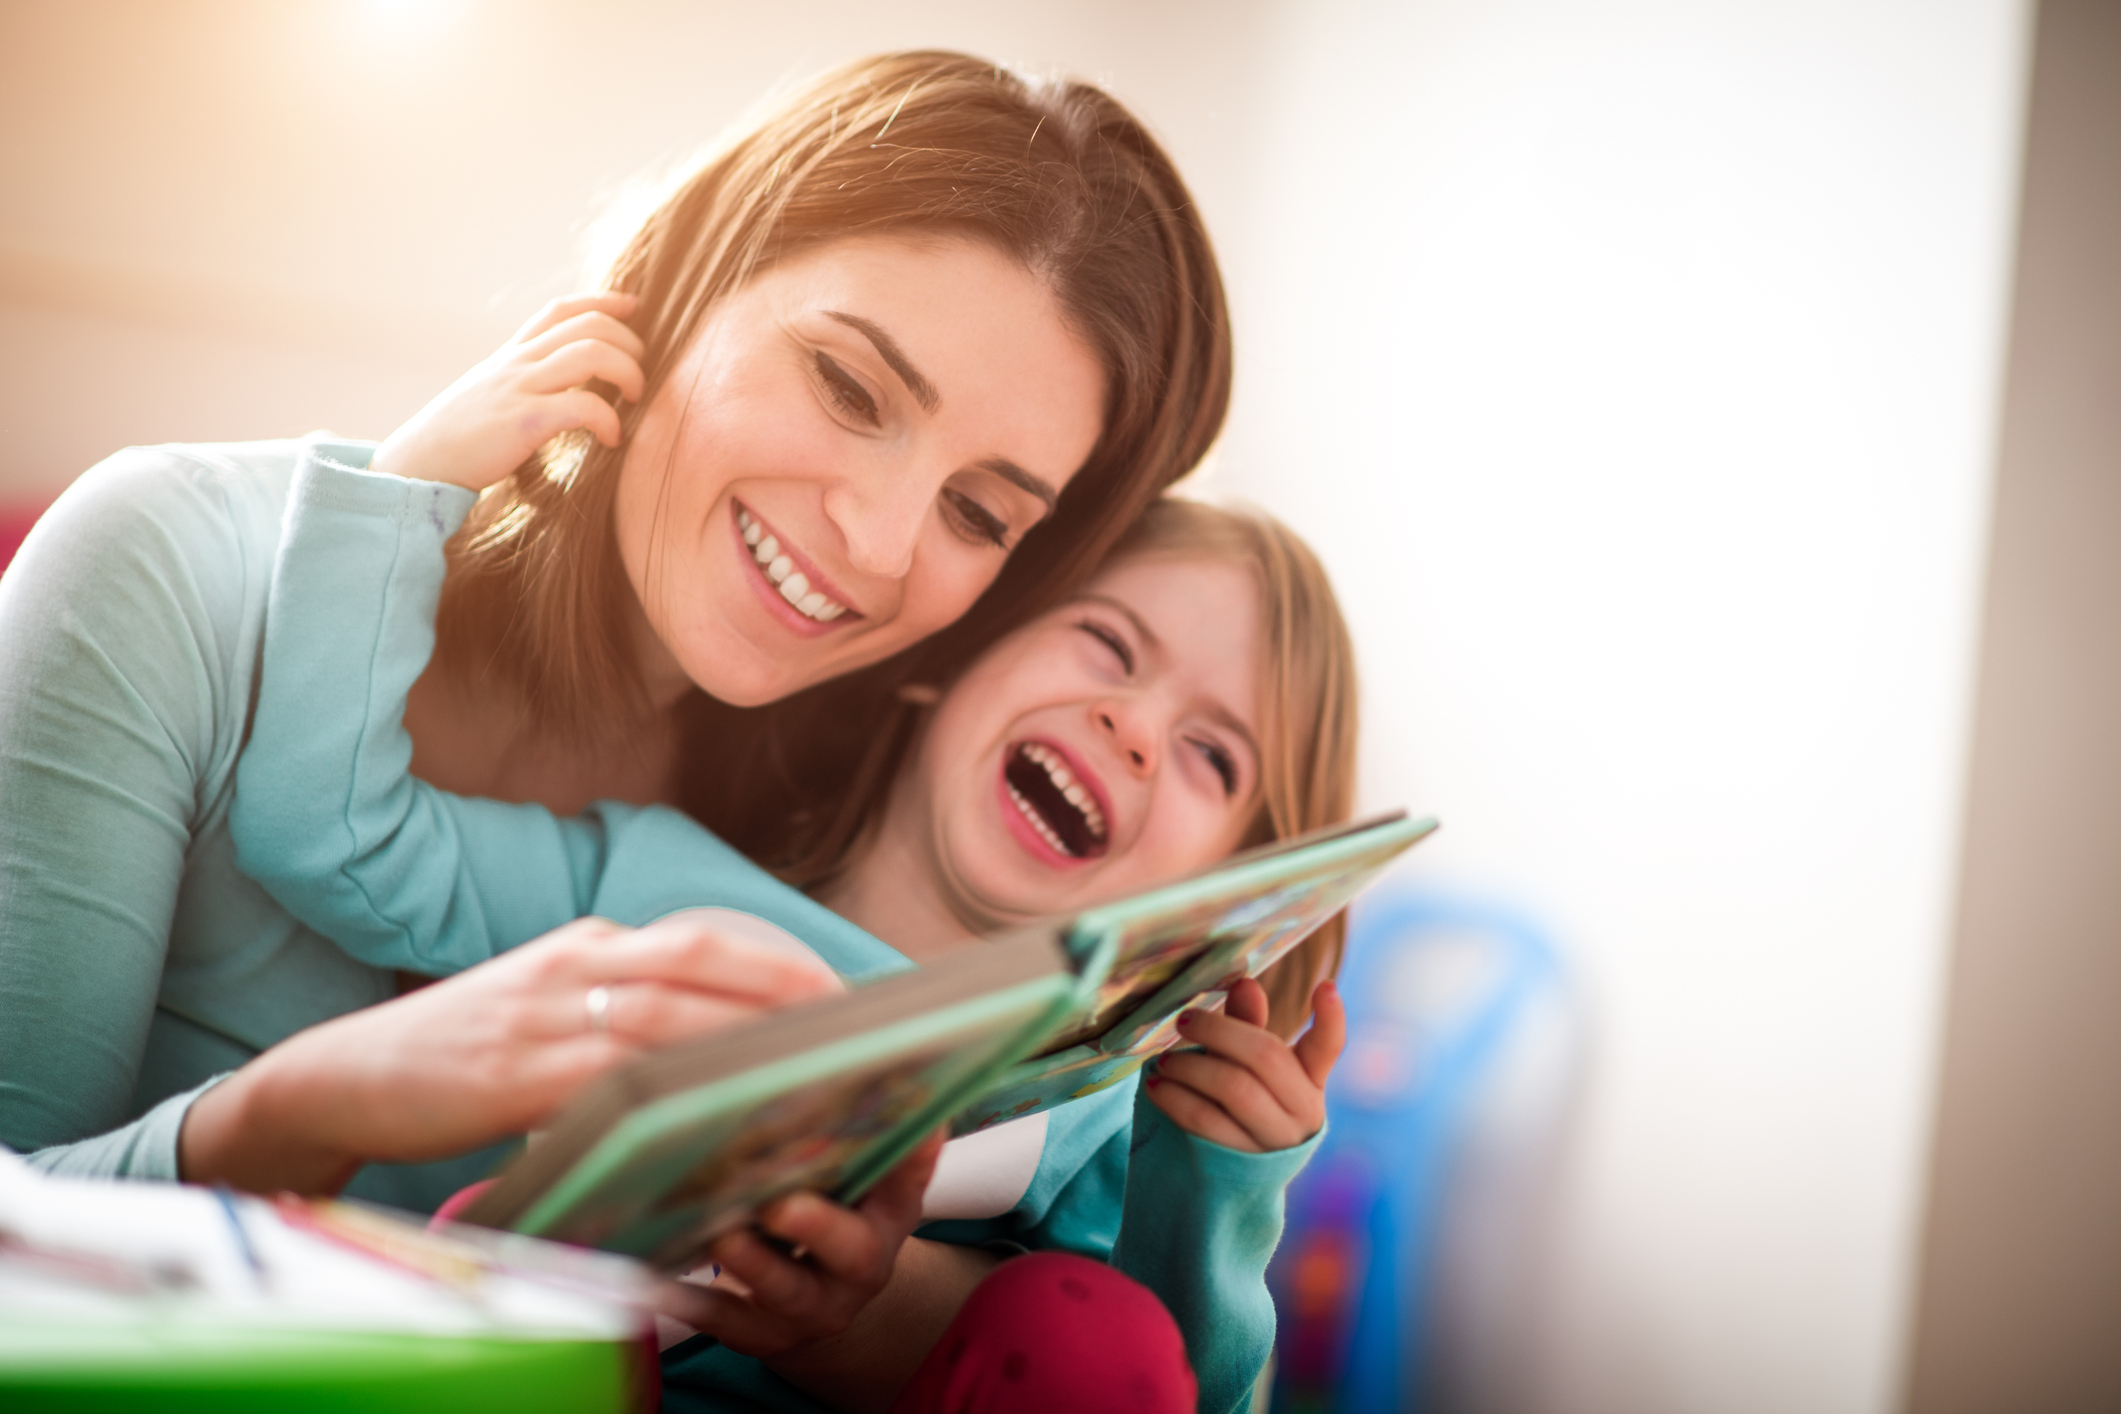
xmin=0 ymin=506 xmax=45 ymax=572
xmin=427 ymin=1178 xmax=501 ymax=1229
xmin=892 ymin=1251 xmax=1197 ymax=1414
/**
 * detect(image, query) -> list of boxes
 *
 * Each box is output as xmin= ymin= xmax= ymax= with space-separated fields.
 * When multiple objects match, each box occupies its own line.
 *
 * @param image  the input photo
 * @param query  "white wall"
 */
xmin=1210 ymin=3 xmax=2029 ymax=1411
xmin=0 ymin=3 xmax=2033 ymax=1411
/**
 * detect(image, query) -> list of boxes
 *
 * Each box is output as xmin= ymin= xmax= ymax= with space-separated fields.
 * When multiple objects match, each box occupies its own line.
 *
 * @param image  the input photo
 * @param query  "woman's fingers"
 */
xmin=528 ymin=339 xmax=646 ymax=409
xmin=1147 ymin=1072 xmax=1261 ymax=1152
xmin=512 ymin=290 xmax=637 ymax=345
xmin=516 ymin=310 xmax=647 ymax=368
xmin=1292 ymin=980 xmax=1347 ymax=1089
xmin=584 ymin=913 xmax=844 ymax=1006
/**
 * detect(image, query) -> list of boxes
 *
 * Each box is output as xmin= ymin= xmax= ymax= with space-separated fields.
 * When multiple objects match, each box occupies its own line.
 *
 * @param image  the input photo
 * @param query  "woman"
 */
xmin=0 ymin=51 xmax=1229 ymax=1214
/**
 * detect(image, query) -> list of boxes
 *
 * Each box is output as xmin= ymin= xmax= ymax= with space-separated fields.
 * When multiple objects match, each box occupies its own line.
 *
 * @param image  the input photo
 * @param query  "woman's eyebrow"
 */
xmin=975 ymin=457 xmax=1058 ymax=511
xmin=824 ymin=311 xmax=938 ymax=412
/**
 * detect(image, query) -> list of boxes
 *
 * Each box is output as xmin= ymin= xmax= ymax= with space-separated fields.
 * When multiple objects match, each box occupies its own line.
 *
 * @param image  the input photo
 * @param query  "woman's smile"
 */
xmin=732 ymin=501 xmax=859 ymax=636
xmin=614 ymin=235 xmax=1106 ymax=710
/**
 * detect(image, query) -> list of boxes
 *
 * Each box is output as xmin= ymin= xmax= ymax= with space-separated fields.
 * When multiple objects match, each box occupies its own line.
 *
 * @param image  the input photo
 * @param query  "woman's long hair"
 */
xmin=433 ymin=51 xmax=1232 ymax=872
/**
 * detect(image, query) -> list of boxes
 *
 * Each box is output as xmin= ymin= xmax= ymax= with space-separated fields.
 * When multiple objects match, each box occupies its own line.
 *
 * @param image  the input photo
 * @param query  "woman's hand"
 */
xmin=370 ymin=291 xmax=647 ymax=491
xmin=657 ymin=1131 xmax=950 ymax=1365
xmin=1145 ymin=976 xmax=1346 ymax=1152
xmin=179 ymin=912 xmax=843 ymax=1194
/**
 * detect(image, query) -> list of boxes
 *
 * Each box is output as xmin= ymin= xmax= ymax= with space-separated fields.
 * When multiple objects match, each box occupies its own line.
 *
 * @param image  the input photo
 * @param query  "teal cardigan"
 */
xmin=0 ymin=441 xmax=1304 ymax=1413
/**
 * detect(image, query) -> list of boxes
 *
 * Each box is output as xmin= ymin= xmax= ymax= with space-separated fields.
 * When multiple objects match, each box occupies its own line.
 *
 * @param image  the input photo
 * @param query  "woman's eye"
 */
xmin=1192 ymin=739 xmax=1239 ymax=796
xmin=942 ymin=490 xmax=1011 ymax=549
xmin=1076 ymin=619 xmax=1134 ymax=674
xmin=814 ymin=352 xmax=879 ymax=426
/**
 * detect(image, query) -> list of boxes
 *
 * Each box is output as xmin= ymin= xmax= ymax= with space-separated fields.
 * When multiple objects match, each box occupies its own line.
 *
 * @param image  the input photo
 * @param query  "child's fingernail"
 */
xmin=1146 ymin=1074 xmax=1161 ymax=1089
xmin=1178 ymin=1009 xmax=1198 ymax=1026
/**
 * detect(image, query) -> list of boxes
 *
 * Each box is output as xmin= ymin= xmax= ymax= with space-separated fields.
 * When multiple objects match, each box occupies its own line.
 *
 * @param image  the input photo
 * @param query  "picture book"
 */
xmin=462 ymin=810 xmax=1435 ymax=1272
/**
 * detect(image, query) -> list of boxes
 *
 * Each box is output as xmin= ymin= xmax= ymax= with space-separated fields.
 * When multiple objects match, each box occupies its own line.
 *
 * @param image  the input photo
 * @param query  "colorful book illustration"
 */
xmin=463 ymin=811 xmax=1436 ymax=1271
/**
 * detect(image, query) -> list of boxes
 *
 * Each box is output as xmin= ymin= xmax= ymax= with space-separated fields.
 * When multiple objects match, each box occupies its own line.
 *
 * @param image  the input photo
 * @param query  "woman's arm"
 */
xmin=0 ymin=449 xmax=250 ymax=1175
xmin=231 ymin=446 xmax=618 ymax=973
xmin=179 ymin=911 xmax=842 ymax=1192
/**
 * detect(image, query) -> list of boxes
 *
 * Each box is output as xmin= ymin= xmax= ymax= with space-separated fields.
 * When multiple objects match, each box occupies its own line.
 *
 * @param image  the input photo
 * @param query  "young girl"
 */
xmin=231 ymin=456 xmax=1357 ymax=1414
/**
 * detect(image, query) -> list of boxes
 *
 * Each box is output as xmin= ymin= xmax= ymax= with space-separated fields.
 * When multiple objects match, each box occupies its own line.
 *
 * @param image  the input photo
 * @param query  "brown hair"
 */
xmin=433 ymin=51 xmax=1231 ymax=864
xmin=1101 ymin=499 xmax=1362 ymax=1037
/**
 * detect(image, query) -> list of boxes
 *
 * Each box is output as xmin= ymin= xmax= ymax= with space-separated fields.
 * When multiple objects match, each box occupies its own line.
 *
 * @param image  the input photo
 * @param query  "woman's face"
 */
xmin=616 ymin=234 xmax=1108 ymax=708
xmin=898 ymin=552 xmax=1267 ymax=931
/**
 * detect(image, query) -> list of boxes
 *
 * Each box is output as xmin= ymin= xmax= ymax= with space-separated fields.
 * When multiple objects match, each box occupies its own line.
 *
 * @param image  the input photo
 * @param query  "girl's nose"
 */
xmin=1096 ymin=706 xmax=1157 ymax=776
xmin=823 ymin=468 xmax=933 ymax=580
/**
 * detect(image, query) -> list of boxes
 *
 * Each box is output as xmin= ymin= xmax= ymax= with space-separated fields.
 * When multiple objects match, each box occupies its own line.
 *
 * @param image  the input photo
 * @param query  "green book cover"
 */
xmin=461 ymin=810 xmax=1433 ymax=1271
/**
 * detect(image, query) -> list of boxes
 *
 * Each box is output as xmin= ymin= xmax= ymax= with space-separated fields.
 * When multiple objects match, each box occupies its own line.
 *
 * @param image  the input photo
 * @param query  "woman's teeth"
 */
xmin=738 ymin=509 xmax=848 ymax=622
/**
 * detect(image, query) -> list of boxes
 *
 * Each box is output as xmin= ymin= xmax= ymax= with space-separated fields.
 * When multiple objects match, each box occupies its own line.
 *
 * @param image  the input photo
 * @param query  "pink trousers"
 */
xmin=431 ymin=1185 xmax=1197 ymax=1412
xmin=890 ymin=1251 xmax=1197 ymax=1414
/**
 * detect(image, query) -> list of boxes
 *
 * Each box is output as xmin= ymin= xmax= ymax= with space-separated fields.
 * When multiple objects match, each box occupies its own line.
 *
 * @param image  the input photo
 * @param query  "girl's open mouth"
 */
xmin=1002 ymin=741 xmax=1110 ymax=860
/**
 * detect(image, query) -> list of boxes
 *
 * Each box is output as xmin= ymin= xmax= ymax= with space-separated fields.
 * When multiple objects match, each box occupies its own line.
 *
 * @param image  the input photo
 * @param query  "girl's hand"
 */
xmin=370 ymin=291 xmax=647 ymax=490
xmin=659 ymin=1131 xmax=950 ymax=1361
xmin=1146 ymin=976 xmax=1346 ymax=1153
xmin=179 ymin=911 xmax=843 ymax=1194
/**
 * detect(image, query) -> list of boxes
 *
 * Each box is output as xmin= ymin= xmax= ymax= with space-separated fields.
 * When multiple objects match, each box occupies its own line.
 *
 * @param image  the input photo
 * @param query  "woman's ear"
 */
xmin=895 ymin=683 xmax=943 ymax=706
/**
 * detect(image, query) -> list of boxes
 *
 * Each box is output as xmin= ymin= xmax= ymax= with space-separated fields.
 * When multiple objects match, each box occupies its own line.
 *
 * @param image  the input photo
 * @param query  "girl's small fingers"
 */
xmin=1155 ymin=1051 xmax=1305 ymax=1151
xmin=1293 ymin=980 xmax=1348 ymax=1089
xmin=1226 ymin=977 xmax=1271 ymax=1029
xmin=754 ymin=1190 xmax=882 ymax=1284
xmin=666 ymin=1283 xmax=787 ymax=1358
xmin=709 ymin=1227 xmax=825 ymax=1318
xmin=512 ymin=291 xmax=638 ymax=344
xmin=1175 ymin=1007 xmax=1318 ymax=1115
xmin=1147 ymin=1075 xmax=1261 ymax=1152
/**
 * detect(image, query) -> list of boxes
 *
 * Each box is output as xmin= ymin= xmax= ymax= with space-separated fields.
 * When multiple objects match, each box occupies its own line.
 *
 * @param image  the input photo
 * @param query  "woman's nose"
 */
xmin=823 ymin=469 xmax=933 ymax=580
xmin=1095 ymin=705 xmax=1157 ymax=776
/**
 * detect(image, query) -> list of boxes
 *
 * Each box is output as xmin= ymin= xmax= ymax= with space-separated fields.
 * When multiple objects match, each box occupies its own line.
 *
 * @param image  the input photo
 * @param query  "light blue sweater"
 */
xmin=230 ymin=445 xmax=1309 ymax=1414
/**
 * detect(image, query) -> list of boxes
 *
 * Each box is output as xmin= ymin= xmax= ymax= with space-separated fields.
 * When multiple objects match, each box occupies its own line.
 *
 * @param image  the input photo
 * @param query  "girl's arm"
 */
xmin=1112 ymin=979 xmax=1345 ymax=1414
xmin=0 ymin=449 xmax=256 ymax=1176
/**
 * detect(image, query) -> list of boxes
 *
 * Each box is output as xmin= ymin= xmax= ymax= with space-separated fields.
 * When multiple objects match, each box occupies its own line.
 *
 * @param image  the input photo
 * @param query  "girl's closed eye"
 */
xmin=1192 ymin=738 xmax=1239 ymax=795
xmin=813 ymin=351 xmax=879 ymax=425
xmin=1078 ymin=618 xmax=1134 ymax=674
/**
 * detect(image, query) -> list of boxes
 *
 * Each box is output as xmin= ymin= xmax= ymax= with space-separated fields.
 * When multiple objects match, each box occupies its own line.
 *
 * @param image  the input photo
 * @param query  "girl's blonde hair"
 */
xmin=433 ymin=52 xmax=1231 ymax=871
xmin=1105 ymin=499 xmax=1361 ymax=1037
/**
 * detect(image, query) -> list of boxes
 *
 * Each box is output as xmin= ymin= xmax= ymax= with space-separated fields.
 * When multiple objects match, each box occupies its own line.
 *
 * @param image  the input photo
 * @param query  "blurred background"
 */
xmin=4 ymin=1 xmax=2116 ymax=1411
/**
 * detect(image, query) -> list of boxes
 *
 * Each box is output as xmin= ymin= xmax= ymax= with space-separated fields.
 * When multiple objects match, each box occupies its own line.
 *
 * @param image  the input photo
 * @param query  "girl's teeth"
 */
xmin=779 ymin=571 xmax=811 ymax=605
xmin=743 ymin=522 xmax=762 ymax=547
xmin=758 ymin=535 xmax=779 ymax=562
xmin=1008 ymin=783 xmax=1076 ymax=857
xmin=766 ymin=556 xmax=793 ymax=585
xmin=797 ymin=591 xmax=827 ymax=616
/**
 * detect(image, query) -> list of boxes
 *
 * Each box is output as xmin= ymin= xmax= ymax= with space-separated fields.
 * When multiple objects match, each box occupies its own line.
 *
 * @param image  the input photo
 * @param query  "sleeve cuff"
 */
xmin=1135 ymin=1086 xmax=1324 ymax=1188
xmin=297 ymin=439 xmax=478 ymax=531
xmin=21 ymin=1074 xmax=233 ymax=1182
